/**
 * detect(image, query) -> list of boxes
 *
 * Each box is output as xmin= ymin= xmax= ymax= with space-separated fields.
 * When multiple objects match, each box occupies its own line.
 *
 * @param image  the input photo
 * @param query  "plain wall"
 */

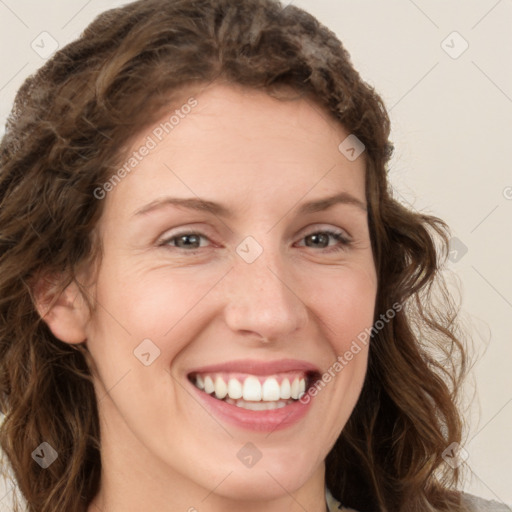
xmin=0 ymin=0 xmax=511 ymax=507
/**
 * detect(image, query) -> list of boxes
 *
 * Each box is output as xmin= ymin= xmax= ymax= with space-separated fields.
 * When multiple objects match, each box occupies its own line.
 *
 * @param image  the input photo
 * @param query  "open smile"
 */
xmin=189 ymin=371 xmax=314 ymax=409
xmin=186 ymin=359 xmax=321 ymax=431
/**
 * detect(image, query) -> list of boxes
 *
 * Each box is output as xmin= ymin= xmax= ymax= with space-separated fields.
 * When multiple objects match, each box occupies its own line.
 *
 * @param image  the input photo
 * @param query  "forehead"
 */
xmin=103 ymin=82 xmax=366 ymax=219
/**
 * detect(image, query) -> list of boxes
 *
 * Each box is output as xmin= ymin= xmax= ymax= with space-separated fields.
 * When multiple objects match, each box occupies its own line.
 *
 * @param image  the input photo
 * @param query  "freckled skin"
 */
xmin=57 ymin=83 xmax=377 ymax=512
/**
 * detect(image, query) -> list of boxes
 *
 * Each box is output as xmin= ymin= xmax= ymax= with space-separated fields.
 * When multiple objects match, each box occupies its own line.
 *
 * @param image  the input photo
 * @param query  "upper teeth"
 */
xmin=193 ymin=373 xmax=307 ymax=401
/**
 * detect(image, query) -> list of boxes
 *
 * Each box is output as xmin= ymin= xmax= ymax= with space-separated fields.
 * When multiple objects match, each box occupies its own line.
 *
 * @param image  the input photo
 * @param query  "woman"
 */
xmin=0 ymin=0 xmax=508 ymax=511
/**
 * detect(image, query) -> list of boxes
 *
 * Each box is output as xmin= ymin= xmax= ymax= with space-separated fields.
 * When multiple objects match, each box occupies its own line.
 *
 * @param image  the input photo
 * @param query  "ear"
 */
xmin=33 ymin=274 xmax=89 ymax=345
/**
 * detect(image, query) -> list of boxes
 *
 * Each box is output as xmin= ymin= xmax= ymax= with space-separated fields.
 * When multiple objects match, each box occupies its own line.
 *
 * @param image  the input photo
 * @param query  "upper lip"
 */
xmin=187 ymin=358 xmax=320 ymax=376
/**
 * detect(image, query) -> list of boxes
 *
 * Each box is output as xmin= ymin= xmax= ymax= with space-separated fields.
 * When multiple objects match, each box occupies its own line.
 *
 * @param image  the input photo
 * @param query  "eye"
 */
xmin=159 ymin=231 xmax=211 ymax=251
xmin=158 ymin=228 xmax=352 ymax=254
xmin=296 ymin=229 xmax=352 ymax=253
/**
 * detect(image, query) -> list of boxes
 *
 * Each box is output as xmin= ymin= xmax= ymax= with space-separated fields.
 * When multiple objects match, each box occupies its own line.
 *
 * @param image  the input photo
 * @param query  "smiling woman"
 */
xmin=0 ymin=1 xmax=506 ymax=512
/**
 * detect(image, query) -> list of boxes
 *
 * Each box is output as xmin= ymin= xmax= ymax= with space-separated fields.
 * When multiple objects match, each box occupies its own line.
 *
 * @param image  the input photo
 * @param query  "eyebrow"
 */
xmin=133 ymin=192 xmax=367 ymax=217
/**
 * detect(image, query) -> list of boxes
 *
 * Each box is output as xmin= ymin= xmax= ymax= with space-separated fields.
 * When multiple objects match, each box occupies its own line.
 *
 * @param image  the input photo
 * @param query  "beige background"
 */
xmin=0 ymin=0 xmax=511 ymax=508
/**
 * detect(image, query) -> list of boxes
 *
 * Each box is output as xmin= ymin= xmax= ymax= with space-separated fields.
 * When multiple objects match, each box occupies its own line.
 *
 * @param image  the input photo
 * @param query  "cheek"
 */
xmin=87 ymin=261 xmax=221 ymax=366
xmin=124 ymin=270 xmax=219 ymax=337
xmin=292 ymin=265 xmax=376 ymax=452
xmin=305 ymin=264 xmax=377 ymax=349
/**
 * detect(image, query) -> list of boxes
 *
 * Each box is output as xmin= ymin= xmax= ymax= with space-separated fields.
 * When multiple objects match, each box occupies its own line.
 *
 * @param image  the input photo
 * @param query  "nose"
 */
xmin=222 ymin=245 xmax=308 ymax=344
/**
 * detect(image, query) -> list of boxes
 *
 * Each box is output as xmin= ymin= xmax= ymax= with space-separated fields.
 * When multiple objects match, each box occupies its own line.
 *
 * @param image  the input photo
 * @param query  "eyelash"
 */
xmin=158 ymin=229 xmax=352 ymax=254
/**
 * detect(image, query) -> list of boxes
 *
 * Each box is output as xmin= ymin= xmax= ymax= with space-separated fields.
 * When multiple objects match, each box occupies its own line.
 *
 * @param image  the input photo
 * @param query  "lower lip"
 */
xmin=189 ymin=382 xmax=313 ymax=432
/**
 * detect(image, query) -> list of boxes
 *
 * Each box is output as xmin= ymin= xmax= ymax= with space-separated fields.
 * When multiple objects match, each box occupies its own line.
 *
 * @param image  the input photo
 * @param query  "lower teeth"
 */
xmin=223 ymin=397 xmax=294 ymax=410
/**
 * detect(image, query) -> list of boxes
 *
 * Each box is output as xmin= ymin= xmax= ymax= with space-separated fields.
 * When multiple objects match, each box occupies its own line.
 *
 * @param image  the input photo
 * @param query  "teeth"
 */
xmin=243 ymin=376 xmax=262 ymax=401
xmin=204 ymin=375 xmax=215 ymax=394
xmin=290 ymin=378 xmax=300 ymax=399
xmin=262 ymin=377 xmax=280 ymax=401
xmin=225 ymin=397 xmax=293 ymax=410
xmin=280 ymin=378 xmax=291 ymax=399
xmin=195 ymin=374 xmax=205 ymax=390
xmin=214 ymin=376 xmax=227 ymax=399
xmin=227 ymin=378 xmax=243 ymax=399
xmin=299 ymin=377 xmax=306 ymax=397
xmin=193 ymin=373 xmax=309 ymax=403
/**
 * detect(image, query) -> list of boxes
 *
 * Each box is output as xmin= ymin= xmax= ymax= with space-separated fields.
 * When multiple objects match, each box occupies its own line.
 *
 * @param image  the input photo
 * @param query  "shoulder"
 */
xmin=326 ymin=487 xmax=358 ymax=511
xmin=461 ymin=492 xmax=512 ymax=512
xmin=326 ymin=487 xmax=511 ymax=512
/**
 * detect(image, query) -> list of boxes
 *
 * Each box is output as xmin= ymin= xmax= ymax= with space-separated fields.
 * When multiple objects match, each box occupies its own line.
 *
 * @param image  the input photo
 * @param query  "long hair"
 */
xmin=0 ymin=0 xmax=468 ymax=510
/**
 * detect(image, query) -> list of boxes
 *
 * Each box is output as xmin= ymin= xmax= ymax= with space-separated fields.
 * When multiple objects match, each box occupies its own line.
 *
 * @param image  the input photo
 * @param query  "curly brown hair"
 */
xmin=0 ymin=0 xmax=469 ymax=510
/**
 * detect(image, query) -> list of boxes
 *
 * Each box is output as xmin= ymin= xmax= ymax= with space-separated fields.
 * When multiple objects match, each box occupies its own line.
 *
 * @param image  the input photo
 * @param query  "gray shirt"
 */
xmin=326 ymin=487 xmax=512 ymax=511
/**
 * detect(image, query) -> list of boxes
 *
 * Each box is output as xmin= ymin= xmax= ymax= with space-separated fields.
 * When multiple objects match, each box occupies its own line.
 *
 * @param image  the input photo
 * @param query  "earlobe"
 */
xmin=33 ymin=275 xmax=89 ymax=345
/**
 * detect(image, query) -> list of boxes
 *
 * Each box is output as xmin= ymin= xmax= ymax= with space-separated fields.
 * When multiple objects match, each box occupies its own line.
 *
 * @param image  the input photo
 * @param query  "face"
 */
xmin=72 ymin=83 xmax=377 ymax=506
